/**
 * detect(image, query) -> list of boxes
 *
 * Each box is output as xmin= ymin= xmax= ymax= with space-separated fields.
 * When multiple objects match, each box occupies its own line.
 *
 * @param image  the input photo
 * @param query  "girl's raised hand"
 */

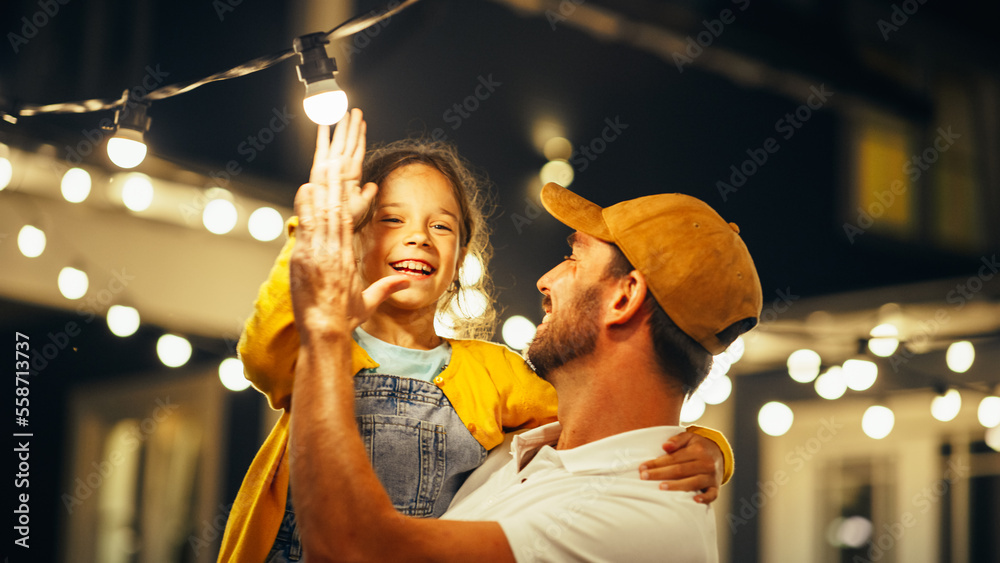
xmin=309 ymin=108 xmax=378 ymax=226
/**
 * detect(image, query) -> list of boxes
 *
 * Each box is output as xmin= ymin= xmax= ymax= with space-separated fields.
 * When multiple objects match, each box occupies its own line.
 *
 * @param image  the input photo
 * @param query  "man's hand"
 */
xmin=638 ymin=432 xmax=725 ymax=504
xmin=287 ymin=154 xmax=513 ymax=563
xmin=309 ymin=108 xmax=377 ymax=227
xmin=290 ymin=157 xmax=409 ymax=339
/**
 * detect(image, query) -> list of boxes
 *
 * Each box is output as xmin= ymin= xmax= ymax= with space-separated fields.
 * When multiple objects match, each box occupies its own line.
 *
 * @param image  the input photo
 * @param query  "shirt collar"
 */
xmin=510 ymin=422 xmax=686 ymax=475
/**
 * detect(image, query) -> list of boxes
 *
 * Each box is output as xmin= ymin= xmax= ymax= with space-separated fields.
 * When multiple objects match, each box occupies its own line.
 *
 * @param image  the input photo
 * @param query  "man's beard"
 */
xmin=526 ymin=285 xmax=602 ymax=381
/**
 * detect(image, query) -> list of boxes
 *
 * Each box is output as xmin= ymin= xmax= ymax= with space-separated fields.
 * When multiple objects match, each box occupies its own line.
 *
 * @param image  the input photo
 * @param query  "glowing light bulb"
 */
xmin=787 ymin=349 xmax=822 ymax=383
xmin=862 ymin=405 xmax=894 ymax=439
xmin=843 ymin=359 xmax=878 ymax=391
xmin=303 ymin=86 xmax=348 ymax=125
xmin=293 ymin=32 xmax=348 ymax=125
xmin=219 ymin=358 xmax=251 ymax=391
xmin=58 ymin=267 xmax=88 ymax=300
xmin=542 ymin=137 xmax=573 ymax=161
xmin=433 ymin=311 xmax=458 ymax=339
xmin=107 ymin=98 xmax=150 ymax=168
xmin=979 ymin=396 xmax=1000 ymax=428
xmin=157 ymin=334 xmax=192 ymax=368
xmin=758 ymin=401 xmax=793 ymax=436
xmin=930 ymin=389 xmax=962 ymax=422
xmin=987 ymin=426 xmax=1000 ymax=452
xmin=699 ymin=374 xmax=732 ymax=405
xmin=815 ymin=366 xmax=846 ymax=400
xmin=710 ymin=354 xmax=732 ymax=378
xmin=868 ymin=324 xmax=899 ymax=357
xmin=725 ymin=336 xmax=745 ymax=363
xmin=501 ymin=315 xmax=536 ymax=351
xmin=945 ymin=341 xmax=974 ymax=373
xmin=107 ymin=137 xmax=147 ymax=169
xmin=106 ymin=305 xmax=140 ymax=337
xmin=836 ymin=516 xmax=873 ymax=548
xmin=0 ymin=156 xmax=13 ymax=190
xmin=540 ymin=160 xmax=574 ymax=187
xmin=680 ymin=395 xmax=705 ymax=423
xmin=459 ymin=254 xmax=484 ymax=287
xmin=18 ymin=225 xmax=46 ymax=258
xmin=121 ymin=174 xmax=154 ymax=211
xmin=248 ymin=207 xmax=284 ymax=242
xmin=203 ymin=199 xmax=238 ymax=235
xmin=454 ymin=288 xmax=489 ymax=318
xmin=61 ymin=167 xmax=92 ymax=202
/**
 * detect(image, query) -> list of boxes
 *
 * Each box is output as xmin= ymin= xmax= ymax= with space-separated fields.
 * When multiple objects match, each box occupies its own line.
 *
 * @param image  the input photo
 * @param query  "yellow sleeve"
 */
xmin=217 ymin=413 xmax=290 ymax=563
xmin=237 ymin=218 xmax=301 ymax=411
xmin=494 ymin=345 xmax=559 ymax=432
xmin=686 ymin=425 xmax=734 ymax=485
xmin=441 ymin=341 xmax=558 ymax=450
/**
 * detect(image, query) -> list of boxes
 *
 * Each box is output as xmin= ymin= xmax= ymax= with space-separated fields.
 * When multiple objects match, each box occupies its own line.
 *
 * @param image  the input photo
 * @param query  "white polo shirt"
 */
xmin=442 ymin=422 xmax=718 ymax=563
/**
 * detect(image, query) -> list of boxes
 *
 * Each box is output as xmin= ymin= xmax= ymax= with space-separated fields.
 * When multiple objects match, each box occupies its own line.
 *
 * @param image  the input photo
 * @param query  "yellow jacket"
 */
xmin=218 ymin=220 xmax=733 ymax=563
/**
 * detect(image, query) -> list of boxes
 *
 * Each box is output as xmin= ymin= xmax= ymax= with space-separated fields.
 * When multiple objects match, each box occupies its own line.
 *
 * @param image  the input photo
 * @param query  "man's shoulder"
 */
xmin=501 ymin=475 xmax=718 ymax=563
xmin=446 ymin=427 xmax=718 ymax=562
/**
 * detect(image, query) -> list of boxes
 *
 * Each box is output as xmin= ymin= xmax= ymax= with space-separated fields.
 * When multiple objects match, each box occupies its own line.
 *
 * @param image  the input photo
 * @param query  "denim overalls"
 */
xmin=265 ymin=371 xmax=488 ymax=562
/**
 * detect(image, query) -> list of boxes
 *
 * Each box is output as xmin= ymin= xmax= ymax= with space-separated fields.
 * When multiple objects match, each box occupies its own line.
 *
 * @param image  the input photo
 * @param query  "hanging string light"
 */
xmin=106 ymin=93 xmax=151 ymax=168
xmin=294 ymin=33 xmax=348 ymax=125
xmin=0 ymin=0 xmax=421 ymax=160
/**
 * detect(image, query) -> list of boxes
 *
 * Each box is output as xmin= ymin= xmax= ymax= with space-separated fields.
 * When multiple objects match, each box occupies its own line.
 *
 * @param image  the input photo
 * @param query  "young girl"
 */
xmin=218 ymin=109 xmax=734 ymax=563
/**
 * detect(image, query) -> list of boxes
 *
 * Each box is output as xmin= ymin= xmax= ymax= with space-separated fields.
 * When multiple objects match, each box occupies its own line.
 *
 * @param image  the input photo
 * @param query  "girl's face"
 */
xmin=357 ymin=163 xmax=465 ymax=312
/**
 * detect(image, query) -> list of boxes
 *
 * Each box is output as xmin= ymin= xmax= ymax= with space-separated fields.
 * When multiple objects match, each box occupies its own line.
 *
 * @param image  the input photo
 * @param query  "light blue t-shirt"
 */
xmin=352 ymin=327 xmax=451 ymax=382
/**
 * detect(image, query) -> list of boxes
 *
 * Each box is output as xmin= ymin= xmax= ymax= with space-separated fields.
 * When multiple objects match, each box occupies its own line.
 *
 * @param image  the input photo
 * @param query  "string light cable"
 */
xmin=0 ymin=0 xmax=421 ymax=160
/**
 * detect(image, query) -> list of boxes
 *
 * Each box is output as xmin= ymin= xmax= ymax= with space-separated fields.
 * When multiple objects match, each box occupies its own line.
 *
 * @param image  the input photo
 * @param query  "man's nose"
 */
xmin=537 ymin=267 xmax=556 ymax=293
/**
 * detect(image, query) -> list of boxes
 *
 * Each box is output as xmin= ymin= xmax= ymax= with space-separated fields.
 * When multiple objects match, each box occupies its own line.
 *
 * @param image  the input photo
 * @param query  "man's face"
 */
xmin=526 ymin=232 xmax=614 ymax=380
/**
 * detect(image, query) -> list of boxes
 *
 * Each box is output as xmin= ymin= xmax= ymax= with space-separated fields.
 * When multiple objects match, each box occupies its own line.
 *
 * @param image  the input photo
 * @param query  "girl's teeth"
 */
xmin=394 ymin=260 xmax=430 ymax=273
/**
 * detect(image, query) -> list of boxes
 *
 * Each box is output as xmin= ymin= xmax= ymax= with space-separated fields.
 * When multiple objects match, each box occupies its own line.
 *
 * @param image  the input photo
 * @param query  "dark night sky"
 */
xmin=2 ymin=2 xmax=998 ymax=560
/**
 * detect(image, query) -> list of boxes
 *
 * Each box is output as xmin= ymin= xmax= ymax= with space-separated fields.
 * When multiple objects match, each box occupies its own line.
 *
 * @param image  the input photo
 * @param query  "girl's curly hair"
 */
xmin=357 ymin=138 xmax=496 ymax=341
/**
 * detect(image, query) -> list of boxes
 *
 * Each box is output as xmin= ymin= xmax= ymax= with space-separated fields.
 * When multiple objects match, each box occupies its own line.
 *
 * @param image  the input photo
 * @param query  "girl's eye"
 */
xmin=432 ymin=224 xmax=453 ymax=231
xmin=381 ymin=217 xmax=402 ymax=224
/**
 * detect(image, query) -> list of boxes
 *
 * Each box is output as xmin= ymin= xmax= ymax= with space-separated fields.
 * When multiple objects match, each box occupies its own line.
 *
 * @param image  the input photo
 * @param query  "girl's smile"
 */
xmin=357 ymin=163 xmax=465 ymax=313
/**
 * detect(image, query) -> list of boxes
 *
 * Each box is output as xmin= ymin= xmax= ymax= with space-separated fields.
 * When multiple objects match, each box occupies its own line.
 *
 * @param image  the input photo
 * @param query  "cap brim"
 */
xmin=540 ymin=183 xmax=613 ymax=241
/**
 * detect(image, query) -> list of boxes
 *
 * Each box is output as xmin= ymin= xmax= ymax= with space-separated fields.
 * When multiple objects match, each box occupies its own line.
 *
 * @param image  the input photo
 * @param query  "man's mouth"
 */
xmin=390 ymin=260 xmax=436 ymax=277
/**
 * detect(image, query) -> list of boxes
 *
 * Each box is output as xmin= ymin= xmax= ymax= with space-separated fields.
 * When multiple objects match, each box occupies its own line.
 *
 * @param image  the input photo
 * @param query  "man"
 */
xmin=288 ymin=177 xmax=762 ymax=562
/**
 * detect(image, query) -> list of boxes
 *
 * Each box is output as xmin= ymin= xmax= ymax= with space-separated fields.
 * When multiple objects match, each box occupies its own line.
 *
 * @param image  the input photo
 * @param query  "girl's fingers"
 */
xmin=655 ymin=475 xmax=711 ymax=492
xmin=640 ymin=460 xmax=711 ymax=483
xmin=363 ymin=275 xmax=412 ymax=310
xmin=694 ymin=487 xmax=719 ymax=504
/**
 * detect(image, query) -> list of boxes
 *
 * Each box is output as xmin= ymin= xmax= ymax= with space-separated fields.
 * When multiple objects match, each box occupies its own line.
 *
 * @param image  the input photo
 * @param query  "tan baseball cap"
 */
xmin=540 ymin=182 xmax=763 ymax=355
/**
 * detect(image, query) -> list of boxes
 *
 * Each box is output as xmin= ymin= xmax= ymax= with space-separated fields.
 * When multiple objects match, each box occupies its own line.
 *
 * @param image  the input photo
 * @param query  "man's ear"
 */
xmin=606 ymin=270 xmax=648 ymax=326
